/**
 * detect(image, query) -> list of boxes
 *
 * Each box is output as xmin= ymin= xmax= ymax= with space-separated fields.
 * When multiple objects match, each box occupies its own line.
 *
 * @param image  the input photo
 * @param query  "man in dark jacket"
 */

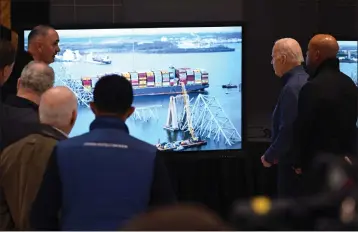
xmin=292 ymin=34 xmax=357 ymax=194
xmin=1 ymin=25 xmax=60 ymax=101
xmin=0 ymin=86 xmax=78 ymax=230
xmin=1 ymin=61 xmax=55 ymax=150
xmin=261 ymin=38 xmax=309 ymax=197
xmin=30 ymin=74 xmax=176 ymax=230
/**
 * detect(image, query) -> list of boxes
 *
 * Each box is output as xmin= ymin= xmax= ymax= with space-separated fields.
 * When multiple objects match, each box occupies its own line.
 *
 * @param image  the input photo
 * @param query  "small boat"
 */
xmin=222 ymin=83 xmax=238 ymax=89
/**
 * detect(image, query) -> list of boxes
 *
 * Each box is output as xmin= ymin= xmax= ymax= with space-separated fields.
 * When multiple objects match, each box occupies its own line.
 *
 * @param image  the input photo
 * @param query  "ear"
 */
xmin=17 ymin=78 xmax=21 ymax=90
xmin=281 ymin=54 xmax=287 ymax=64
xmin=315 ymin=50 xmax=320 ymax=59
xmin=70 ymin=109 xmax=78 ymax=126
xmin=126 ymin=106 xmax=135 ymax=119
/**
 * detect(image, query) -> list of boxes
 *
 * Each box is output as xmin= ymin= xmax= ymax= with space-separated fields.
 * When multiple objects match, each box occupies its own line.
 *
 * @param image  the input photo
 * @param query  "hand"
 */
xmin=261 ymin=155 xmax=272 ymax=168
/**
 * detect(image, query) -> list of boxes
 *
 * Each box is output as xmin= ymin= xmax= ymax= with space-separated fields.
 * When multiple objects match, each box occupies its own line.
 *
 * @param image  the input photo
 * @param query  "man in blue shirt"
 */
xmin=261 ymin=38 xmax=309 ymax=198
xmin=30 ymin=74 xmax=176 ymax=230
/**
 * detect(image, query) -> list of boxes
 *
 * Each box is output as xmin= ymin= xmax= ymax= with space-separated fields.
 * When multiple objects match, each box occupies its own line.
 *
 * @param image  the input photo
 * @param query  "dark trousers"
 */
xmin=277 ymin=162 xmax=302 ymax=198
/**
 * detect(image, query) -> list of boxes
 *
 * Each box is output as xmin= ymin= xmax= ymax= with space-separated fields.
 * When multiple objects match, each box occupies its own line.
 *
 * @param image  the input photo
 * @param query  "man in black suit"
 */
xmin=1 ymin=25 xmax=60 ymax=101
xmin=292 ymin=34 xmax=357 ymax=194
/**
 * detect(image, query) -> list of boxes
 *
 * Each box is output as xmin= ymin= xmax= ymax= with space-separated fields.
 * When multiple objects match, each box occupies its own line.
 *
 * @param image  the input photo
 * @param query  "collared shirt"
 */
xmin=52 ymin=127 xmax=68 ymax=139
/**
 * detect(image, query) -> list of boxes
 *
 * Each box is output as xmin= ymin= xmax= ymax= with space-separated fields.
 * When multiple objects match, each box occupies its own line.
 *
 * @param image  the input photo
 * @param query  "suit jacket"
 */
xmin=264 ymin=65 xmax=308 ymax=164
xmin=0 ymin=124 xmax=67 ymax=230
xmin=292 ymin=58 xmax=358 ymax=169
xmin=0 ymin=104 xmax=40 ymax=150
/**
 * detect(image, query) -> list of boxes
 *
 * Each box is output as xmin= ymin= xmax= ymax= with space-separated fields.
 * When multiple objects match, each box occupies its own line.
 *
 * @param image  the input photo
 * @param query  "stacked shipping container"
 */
xmin=194 ymin=69 xmax=202 ymax=84
xmin=154 ymin=71 xmax=162 ymax=87
xmin=201 ymin=70 xmax=209 ymax=84
xmin=80 ymin=67 xmax=208 ymax=90
xmin=162 ymin=71 xmax=170 ymax=87
xmin=130 ymin=72 xmax=139 ymax=87
xmin=146 ymin=71 xmax=155 ymax=87
xmin=81 ymin=77 xmax=92 ymax=90
xmin=138 ymin=72 xmax=147 ymax=88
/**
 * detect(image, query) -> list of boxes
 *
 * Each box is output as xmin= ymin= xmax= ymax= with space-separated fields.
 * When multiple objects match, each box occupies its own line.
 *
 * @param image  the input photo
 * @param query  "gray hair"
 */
xmin=39 ymin=86 xmax=78 ymax=129
xmin=19 ymin=61 xmax=55 ymax=94
xmin=275 ymin=38 xmax=304 ymax=64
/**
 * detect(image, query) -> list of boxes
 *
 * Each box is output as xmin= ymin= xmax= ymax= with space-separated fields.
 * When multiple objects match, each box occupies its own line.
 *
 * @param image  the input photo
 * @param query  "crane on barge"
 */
xmin=180 ymin=82 xmax=198 ymax=142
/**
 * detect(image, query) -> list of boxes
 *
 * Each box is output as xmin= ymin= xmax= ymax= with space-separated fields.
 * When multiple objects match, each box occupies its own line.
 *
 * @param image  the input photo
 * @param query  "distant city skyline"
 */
xmin=24 ymin=26 xmax=242 ymax=39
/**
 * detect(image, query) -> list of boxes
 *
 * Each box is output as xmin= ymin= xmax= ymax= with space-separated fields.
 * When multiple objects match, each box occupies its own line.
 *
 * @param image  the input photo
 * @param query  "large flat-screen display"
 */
xmin=24 ymin=24 xmax=243 ymax=152
xmin=337 ymin=40 xmax=357 ymax=85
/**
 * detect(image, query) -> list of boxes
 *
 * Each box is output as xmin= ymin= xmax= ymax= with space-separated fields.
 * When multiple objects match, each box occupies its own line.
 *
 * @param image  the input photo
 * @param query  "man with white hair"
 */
xmin=1 ymin=61 xmax=55 ymax=150
xmin=5 ymin=60 xmax=55 ymax=122
xmin=0 ymin=86 xmax=77 ymax=230
xmin=260 ymin=38 xmax=309 ymax=198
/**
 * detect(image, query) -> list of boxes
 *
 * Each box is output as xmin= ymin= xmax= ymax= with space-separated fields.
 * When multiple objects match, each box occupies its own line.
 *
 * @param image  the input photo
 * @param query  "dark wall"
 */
xmin=49 ymin=0 xmax=243 ymax=24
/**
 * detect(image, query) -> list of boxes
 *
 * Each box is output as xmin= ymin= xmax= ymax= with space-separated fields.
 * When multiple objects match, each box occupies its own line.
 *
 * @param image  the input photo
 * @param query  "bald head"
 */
xmin=306 ymin=34 xmax=339 ymax=69
xmin=39 ymin=86 xmax=78 ymax=134
xmin=272 ymin=38 xmax=304 ymax=77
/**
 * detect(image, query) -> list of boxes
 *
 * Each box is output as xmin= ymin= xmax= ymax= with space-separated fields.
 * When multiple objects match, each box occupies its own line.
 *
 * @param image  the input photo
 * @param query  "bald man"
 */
xmin=292 ymin=34 xmax=357 ymax=195
xmin=0 ymin=86 xmax=77 ymax=230
xmin=261 ymin=38 xmax=309 ymax=197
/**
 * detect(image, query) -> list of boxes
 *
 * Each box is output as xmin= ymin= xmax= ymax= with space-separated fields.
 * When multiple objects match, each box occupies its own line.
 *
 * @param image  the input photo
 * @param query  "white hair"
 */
xmin=20 ymin=61 xmax=55 ymax=94
xmin=39 ymin=87 xmax=78 ymax=129
xmin=275 ymin=38 xmax=304 ymax=64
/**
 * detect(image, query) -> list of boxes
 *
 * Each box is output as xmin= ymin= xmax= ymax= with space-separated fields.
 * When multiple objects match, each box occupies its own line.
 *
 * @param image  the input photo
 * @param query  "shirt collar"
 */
xmin=89 ymin=116 xmax=129 ymax=134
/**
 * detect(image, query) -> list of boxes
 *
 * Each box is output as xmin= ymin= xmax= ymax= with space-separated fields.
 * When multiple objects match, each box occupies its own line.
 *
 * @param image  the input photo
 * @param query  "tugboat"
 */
xmin=222 ymin=82 xmax=238 ymax=89
xmin=93 ymin=55 xmax=112 ymax=65
xmin=86 ymin=52 xmax=112 ymax=65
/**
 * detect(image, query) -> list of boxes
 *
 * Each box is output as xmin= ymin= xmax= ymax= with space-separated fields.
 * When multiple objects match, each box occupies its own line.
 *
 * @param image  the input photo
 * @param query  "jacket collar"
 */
xmin=39 ymin=124 xmax=68 ymax=141
xmin=310 ymin=58 xmax=340 ymax=79
xmin=90 ymin=116 xmax=129 ymax=134
xmin=281 ymin=65 xmax=306 ymax=86
xmin=5 ymin=95 xmax=39 ymax=111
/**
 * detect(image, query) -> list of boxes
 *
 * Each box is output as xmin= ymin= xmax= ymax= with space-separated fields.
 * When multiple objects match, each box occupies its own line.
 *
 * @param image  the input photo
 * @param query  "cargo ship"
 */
xmin=81 ymin=67 xmax=209 ymax=96
xmin=137 ymin=45 xmax=235 ymax=54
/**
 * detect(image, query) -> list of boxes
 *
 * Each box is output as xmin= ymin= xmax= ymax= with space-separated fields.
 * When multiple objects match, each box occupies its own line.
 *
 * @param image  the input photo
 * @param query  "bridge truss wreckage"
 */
xmin=165 ymin=90 xmax=241 ymax=146
xmin=55 ymin=64 xmax=160 ymax=122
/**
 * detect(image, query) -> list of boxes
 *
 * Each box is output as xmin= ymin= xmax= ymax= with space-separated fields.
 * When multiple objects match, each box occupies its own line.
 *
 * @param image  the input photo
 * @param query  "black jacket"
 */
xmin=1 ymin=51 xmax=33 ymax=101
xmin=293 ymin=58 xmax=358 ymax=169
xmin=0 ymin=95 xmax=40 ymax=150
xmin=0 ymin=104 xmax=41 ymax=150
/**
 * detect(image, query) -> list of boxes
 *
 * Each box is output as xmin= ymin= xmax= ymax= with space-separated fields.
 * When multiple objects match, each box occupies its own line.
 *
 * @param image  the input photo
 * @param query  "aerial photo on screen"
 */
xmin=24 ymin=26 xmax=243 ymax=152
xmin=337 ymin=41 xmax=358 ymax=85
